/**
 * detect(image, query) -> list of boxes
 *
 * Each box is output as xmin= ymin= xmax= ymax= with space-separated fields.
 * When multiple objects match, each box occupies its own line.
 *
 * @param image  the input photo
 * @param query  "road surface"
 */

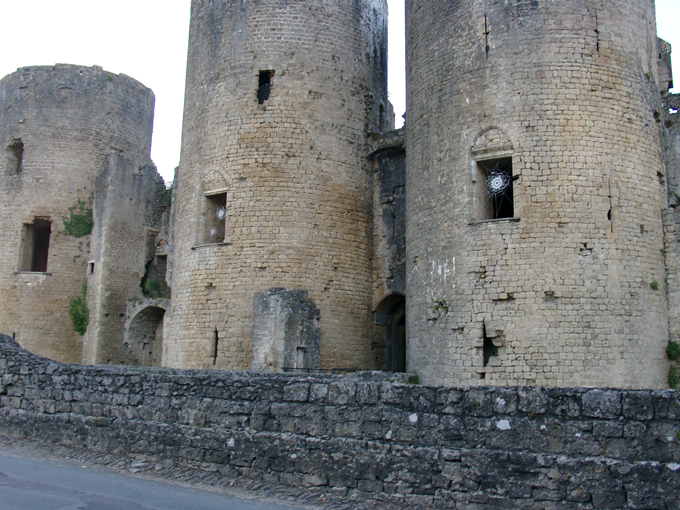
xmin=0 ymin=453 xmax=305 ymax=510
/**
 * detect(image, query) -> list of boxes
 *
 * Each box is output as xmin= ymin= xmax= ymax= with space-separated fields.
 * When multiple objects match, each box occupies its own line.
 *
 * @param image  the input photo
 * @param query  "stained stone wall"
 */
xmin=1 ymin=335 xmax=678 ymax=509
xmin=167 ymin=0 xmax=389 ymax=371
xmin=251 ymin=288 xmax=321 ymax=372
xmin=405 ymin=0 xmax=670 ymax=388
xmin=0 ymin=65 xmax=155 ymax=364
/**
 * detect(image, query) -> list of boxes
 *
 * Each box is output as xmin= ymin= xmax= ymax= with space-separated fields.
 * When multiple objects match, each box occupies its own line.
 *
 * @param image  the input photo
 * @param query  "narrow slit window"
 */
xmin=7 ymin=139 xmax=24 ymax=175
xmin=204 ymin=192 xmax=227 ymax=243
xmin=21 ymin=219 xmax=51 ymax=272
xmin=258 ymin=70 xmax=274 ymax=104
xmin=475 ymin=157 xmax=514 ymax=220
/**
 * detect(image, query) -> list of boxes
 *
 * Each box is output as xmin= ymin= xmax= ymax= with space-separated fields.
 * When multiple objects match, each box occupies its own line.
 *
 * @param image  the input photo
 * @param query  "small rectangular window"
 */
xmin=205 ymin=193 xmax=227 ymax=243
xmin=475 ymin=157 xmax=514 ymax=220
xmin=258 ymin=70 xmax=274 ymax=104
xmin=21 ymin=219 xmax=51 ymax=272
xmin=7 ymin=139 xmax=24 ymax=175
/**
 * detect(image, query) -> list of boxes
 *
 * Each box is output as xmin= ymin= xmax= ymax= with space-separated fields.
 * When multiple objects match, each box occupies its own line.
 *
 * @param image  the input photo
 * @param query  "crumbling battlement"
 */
xmin=1 ymin=334 xmax=678 ymax=509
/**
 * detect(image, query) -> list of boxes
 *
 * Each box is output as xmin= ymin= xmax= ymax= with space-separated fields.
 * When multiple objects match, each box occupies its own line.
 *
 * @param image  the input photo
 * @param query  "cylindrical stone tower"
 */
xmin=405 ymin=0 xmax=669 ymax=388
xmin=167 ymin=0 xmax=388 ymax=369
xmin=0 ymin=64 xmax=155 ymax=363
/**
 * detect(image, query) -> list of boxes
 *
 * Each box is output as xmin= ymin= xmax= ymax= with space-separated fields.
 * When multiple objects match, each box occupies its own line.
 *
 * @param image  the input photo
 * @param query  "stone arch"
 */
xmin=375 ymin=293 xmax=406 ymax=372
xmin=124 ymin=302 xmax=167 ymax=366
xmin=471 ymin=127 xmax=514 ymax=158
xmin=202 ymin=164 xmax=231 ymax=194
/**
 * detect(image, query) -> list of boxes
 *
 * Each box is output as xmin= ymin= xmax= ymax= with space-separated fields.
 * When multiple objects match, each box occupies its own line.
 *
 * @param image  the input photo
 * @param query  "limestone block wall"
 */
xmin=405 ymin=0 xmax=669 ymax=388
xmin=83 ymin=154 xmax=168 ymax=365
xmin=1 ymin=335 xmax=678 ymax=509
xmin=168 ymin=0 xmax=389 ymax=370
xmin=0 ymin=65 xmax=155 ymax=363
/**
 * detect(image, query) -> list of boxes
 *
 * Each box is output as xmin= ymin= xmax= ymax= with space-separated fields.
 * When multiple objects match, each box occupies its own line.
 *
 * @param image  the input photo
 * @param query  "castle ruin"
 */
xmin=1 ymin=0 xmax=679 ymax=389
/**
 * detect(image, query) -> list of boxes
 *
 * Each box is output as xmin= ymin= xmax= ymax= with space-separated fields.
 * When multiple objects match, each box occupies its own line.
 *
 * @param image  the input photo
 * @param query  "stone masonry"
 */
xmin=0 ymin=1 xmax=679 ymax=391
xmin=405 ymin=0 xmax=672 ymax=388
xmin=1 ymin=335 xmax=678 ymax=509
xmin=167 ymin=0 xmax=390 ymax=371
xmin=0 ymin=65 xmax=160 ymax=364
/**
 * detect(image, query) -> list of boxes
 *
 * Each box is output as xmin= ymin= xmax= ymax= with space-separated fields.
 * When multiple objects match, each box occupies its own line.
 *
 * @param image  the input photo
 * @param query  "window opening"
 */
xmin=258 ymin=70 xmax=274 ymax=104
xmin=213 ymin=328 xmax=219 ymax=365
xmin=482 ymin=323 xmax=498 ymax=367
xmin=7 ymin=139 xmax=23 ymax=175
xmin=205 ymin=193 xmax=227 ymax=243
xmin=21 ymin=219 xmax=51 ymax=272
xmin=476 ymin=157 xmax=514 ymax=220
xmin=88 ymin=261 xmax=95 ymax=276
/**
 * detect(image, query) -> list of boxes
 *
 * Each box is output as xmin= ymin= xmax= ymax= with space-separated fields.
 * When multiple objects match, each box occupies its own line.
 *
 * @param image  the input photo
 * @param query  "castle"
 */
xmin=1 ymin=0 xmax=678 ymax=389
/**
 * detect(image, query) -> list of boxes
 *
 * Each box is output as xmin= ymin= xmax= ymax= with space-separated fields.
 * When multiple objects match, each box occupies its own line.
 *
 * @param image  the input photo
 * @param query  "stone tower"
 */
xmin=167 ymin=0 xmax=389 ymax=370
xmin=0 ymin=65 xmax=156 ymax=363
xmin=405 ymin=0 xmax=669 ymax=387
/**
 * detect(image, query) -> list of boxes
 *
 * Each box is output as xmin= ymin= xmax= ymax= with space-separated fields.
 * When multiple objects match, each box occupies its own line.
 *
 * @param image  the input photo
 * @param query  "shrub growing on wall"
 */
xmin=69 ymin=284 xmax=89 ymax=335
xmin=63 ymin=198 xmax=93 ymax=238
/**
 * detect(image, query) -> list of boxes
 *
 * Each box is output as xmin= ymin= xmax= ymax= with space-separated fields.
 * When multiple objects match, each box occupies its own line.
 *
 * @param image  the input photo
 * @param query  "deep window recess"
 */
xmin=476 ymin=157 xmax=514 ymax=220
xmin=205 ymin=192 xmax=227 ymax=243
xmin=258 ymin=70 xmax=274 ymax=104
xmin=21 ymin=219 xmax=51 ymax=272
xmin=7 ymin=139 xmax=24 ymax=175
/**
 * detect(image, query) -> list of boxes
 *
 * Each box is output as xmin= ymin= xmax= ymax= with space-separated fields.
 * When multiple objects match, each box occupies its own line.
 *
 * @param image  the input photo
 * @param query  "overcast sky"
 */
xmin=0 ymin=0 xmax=677 ymax=185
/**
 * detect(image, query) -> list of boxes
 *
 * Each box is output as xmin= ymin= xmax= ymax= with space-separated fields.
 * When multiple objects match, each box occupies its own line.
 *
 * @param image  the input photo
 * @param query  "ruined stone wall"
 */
xmin=405 ymin=0 xmax=669 ymax=388
xmin=662 ymin=93 xmax=680 ymax=388
xmin=0 ymin=65 xmax=155 ymax=363
xmin=82 ymin=154 xmax=168 ymax=365
xmin=1 ymin=335 xmax=678 ymax=509
xmin=168 ymin=0 xmax=389 ymax=371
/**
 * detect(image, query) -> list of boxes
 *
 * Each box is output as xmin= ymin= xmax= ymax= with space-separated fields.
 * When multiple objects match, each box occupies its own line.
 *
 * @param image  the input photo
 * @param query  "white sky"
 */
xmin=0 ymin=0 xmax=676 ymax=185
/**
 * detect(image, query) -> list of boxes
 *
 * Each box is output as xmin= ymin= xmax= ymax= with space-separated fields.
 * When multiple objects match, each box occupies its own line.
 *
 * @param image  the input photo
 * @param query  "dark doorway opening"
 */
xmin=376 ymin=294 xmax=406 ymax=372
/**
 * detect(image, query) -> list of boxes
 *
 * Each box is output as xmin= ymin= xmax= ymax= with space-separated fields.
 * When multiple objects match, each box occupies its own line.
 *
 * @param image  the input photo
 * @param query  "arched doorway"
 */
xmin=124 ymin=305 xmax=165 ymax=366
xmin=375 ymin=293 xmax=406 ymax=372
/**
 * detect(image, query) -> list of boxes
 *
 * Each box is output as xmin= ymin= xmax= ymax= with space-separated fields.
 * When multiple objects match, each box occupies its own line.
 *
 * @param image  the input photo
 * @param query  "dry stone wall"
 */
xmin=405 ymin=0 xmax=669 ymax=388
xmin=1 ymin=335 xmax=678 ymax=509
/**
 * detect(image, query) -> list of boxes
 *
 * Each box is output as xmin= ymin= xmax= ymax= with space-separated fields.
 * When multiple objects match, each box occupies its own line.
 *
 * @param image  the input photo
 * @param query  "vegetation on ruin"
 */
xmin=407 ymin=371 xmax=420 ymax=385
xmin=651 ymin=281 xmax=660 ymax=291
xmin=63 ymin=198 xmax=93 ymax=238
xmin=69 ymin=283 xmax=89 ymax=335
xmin=160 ymin=184 xmax=173 ymax=207
xmin=430 ymin=299 xmax=449 ymax=313
xmin=143 ymin=278 xmax=170 ymax=299
xmin=669 ymin=368 xmax=678 ymax=390
xmin=667 ymin=340 xmax=680 ymax=360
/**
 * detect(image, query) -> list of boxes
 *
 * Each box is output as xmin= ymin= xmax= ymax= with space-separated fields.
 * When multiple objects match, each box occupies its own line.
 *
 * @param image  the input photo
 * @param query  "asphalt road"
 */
xmin=0 ymin=453 xmax=303 ymax=510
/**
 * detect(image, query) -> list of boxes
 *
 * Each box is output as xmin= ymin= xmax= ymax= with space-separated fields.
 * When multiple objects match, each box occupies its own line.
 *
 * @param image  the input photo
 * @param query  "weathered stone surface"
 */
xmin=0 ymin=334 xmax=678 ymax=509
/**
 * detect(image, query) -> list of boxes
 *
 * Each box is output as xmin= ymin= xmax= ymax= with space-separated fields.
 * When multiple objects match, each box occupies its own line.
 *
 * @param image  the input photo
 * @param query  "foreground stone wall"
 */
xmin=0 ymin=335 xmax=678 ymax=509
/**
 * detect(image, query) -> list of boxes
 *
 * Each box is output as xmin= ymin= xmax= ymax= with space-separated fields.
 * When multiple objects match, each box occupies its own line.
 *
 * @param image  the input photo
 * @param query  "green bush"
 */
xmin=143 ymin=278 xmax=170 ymax=299
xmin=63 ymin=198 xmax=93 ymax=238
xmin=69 ymin=283 xmax=89 ymax=335
xmin=667 ymin=340 xmax=680 ymax=360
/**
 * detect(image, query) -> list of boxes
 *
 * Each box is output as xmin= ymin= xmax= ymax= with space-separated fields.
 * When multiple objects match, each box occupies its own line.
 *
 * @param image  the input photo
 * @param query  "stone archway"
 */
xmin=124 ymin=304 xmax=166 ymax=366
